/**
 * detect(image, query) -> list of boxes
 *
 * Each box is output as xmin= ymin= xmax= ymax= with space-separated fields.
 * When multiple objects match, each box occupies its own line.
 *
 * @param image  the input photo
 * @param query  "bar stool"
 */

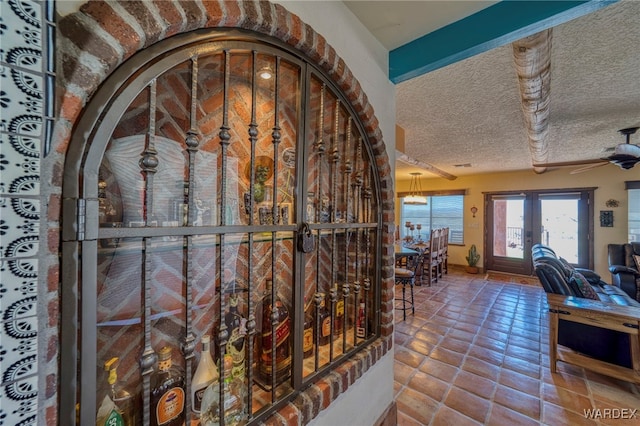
xmin=395 ymin=254 xmax=420 ymax=320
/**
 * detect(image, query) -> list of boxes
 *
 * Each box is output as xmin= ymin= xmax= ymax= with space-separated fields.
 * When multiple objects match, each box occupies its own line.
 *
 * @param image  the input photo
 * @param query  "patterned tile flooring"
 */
xmin=394 ymin=268 xmax=640 ymax=426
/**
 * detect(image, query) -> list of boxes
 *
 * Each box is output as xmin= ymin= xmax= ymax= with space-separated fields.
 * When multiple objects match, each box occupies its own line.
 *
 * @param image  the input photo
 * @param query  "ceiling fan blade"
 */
xmin=569 ymin=161 xmax=609 ymax=174
xmin=532 ymin=158 xmax=607 ymax=168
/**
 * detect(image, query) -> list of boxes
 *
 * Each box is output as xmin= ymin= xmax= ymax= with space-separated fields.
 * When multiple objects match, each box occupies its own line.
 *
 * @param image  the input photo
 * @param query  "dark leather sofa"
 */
xmin=608 ymin=242 xmax=640 ymax=301
xmin=532 ymin=244 xmax=640 ymax=368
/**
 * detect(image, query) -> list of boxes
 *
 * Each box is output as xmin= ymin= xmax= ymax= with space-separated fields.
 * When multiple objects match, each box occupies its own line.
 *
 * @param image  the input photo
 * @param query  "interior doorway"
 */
xmin=484 ymin=189 xmax=594 ymax=275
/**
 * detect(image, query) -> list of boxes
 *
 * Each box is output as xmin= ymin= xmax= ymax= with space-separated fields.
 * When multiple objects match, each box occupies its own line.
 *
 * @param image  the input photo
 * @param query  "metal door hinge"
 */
xmin=62 ymin=197 xmax=86 ymax=242
xmin=76 ymin=198 xmax=86 ymax=241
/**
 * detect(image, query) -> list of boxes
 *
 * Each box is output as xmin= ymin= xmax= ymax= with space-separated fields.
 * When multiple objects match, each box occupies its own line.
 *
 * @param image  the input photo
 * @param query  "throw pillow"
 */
xmin=558 ymin=257 xmax=575 ymax=276
xmin=570 ymin=271 xmax=599 ymax=300
xmin=633 ymin=254 xmax=640 ymax=272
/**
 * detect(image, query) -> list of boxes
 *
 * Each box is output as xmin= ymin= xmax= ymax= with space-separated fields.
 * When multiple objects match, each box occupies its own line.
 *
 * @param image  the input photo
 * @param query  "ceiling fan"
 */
xmin=533 ymin=127 xmax=640 ymax=174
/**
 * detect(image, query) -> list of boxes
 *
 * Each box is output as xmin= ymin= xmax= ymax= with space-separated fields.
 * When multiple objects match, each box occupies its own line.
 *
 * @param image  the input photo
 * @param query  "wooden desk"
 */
xmin=546 ymin=293 xmax=640 ymax=384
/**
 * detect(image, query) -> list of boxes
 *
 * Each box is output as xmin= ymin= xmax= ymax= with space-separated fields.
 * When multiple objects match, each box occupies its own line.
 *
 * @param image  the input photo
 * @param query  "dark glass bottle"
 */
xmin=96 ymin=357 xmax=136 ymax=426
xmin=356 ymin=302 xmax=366 ymax=338
xmin=254 ymin=278 xmax=291 ymax=388
xmin=318 ymin=293 xmax=332 ymax=347
xmin=333 ymin=284 xmax=344 ymax=337
xmin=303 ymin=297 xmax=314 ymax=358
xmin=150 ymin=346 xmax=185 ymax=426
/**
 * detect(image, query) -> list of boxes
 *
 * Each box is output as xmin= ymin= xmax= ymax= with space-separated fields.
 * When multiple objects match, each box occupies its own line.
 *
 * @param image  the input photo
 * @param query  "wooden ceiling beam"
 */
xmin=512 ymin=29 xmax=552 ymax=174
xmin=396 ymin=151 xmax=458 ymax=181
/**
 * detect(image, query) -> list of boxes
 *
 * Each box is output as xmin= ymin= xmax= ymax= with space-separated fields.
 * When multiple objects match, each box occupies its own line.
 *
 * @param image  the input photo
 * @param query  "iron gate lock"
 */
xmin=298 ymin=223 xmax=315 ymax=253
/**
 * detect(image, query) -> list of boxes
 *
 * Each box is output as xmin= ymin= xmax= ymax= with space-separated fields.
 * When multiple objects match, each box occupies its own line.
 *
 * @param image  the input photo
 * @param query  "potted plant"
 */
xmin=465 ymin=244 xmax=481 ymax=274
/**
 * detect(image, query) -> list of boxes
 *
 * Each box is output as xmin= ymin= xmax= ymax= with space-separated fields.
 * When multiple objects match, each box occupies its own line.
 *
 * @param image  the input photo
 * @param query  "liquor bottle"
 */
xmin=255 ymin=278 xmax=291 ymax=386
xmin=303 ymin=296 xmax=314 ymax=358
xmin=96 ymin=357 xmax=136 ymax=426
xmin=318 ymin=293 xmax=332 ymax=347
xmin=150 ymin=346 xmax=185 ymax=426
xmin=199 ymin=354 xmax=246 ymax=426
xmin=225 ymin=292 xmax=247 ymax=379
xmin=356 ymin=302 xmax=366 ymax=338
xmin=333 ymin=284 xmax=344 ymax=337
xmin=191 ymin=335 xmax=219 ymax=421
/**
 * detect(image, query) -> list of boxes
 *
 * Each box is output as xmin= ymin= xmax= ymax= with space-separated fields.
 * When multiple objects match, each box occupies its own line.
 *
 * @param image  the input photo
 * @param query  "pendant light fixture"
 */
xmin=404 ymin=172 xmax=427 ymax=205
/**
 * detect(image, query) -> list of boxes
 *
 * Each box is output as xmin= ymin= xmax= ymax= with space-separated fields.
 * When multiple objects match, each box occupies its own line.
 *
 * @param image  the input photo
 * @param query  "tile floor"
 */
xmin=394 ymin=267 xmax=640 ymax=426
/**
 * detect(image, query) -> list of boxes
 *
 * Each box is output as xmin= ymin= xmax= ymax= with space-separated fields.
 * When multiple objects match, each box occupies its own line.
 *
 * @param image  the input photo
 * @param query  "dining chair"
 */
xmin=424 ymin=228 xmax=440 ymax=285
xmin=441 ymin=227 xmax=449 ymax=275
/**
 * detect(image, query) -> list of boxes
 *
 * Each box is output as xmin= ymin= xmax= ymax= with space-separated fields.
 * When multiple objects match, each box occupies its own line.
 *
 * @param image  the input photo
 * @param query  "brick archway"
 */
xmin=51 ymin=1 xmax=394 ymax=424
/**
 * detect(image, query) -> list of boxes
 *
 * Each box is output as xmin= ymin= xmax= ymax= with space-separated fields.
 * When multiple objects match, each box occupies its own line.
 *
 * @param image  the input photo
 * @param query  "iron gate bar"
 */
xmin=217 ymin=48 xmax=232 ymax=426
xmin=246 ymin=48 xmax=259 ymax=420
xmin=182 ymin=54 xmax=201 ymax=421
xmin=139 ymin=79 xmax=159 ymax=426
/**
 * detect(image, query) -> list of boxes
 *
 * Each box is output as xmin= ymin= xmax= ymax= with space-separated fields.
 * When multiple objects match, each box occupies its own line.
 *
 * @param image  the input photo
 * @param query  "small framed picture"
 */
xmin=600 ymin=210 xmax=613 ymax=227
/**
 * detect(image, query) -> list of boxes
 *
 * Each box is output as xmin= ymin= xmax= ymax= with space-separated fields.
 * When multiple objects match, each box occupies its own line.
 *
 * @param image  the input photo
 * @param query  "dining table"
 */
xmin=395 ymin=244 xmax=427 ymax=283
xmin=394 ymin=244 xmax=419 ymax=268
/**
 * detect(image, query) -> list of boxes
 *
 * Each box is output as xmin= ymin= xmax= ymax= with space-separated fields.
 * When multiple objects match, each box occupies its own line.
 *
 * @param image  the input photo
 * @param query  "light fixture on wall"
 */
xmin=470 ymin=205 xmax=478 ymax=218
xmin=258 ymin=66 xmax=273 ymax=80
xmin=404 ymin=172 xmax=427 ymax=205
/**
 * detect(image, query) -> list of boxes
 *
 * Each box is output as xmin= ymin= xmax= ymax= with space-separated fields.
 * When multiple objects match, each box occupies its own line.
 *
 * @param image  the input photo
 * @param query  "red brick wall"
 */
xmin=50 ymin=1 xmax=395 ymax=424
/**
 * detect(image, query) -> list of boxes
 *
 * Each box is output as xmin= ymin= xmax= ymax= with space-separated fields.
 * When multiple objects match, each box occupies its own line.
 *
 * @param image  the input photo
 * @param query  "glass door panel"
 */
xmin=540 ymin=198 xmax=579 ymax=263
xmin=492 ymin=198 xmax=525 ymax=260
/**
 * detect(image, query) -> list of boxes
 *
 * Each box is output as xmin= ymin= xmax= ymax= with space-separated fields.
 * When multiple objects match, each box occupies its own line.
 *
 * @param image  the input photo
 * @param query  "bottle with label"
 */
xmin=303 ymin=296 xmax=314 ymax=358
xmin=333 ymin=284 xmax=344 ymax=337
xmin=318 ymin=293 xmax=332 ymax=347
xmin=254 ymin=278 xmax=291 ymax=388
xmin=96 ymin=357 xmax=136 ymax=426
xmin=150 ymin=346 xmax=185 ymax=426
xmin=200 ymin=354 xmax=246 ymax=426
xmin=225 ymin=292 xmax=247 ymax=379
xmin=191 ymin=335 xmax=219 ymax=421
xmin=356 ymin=302 xmax=366 ymax=339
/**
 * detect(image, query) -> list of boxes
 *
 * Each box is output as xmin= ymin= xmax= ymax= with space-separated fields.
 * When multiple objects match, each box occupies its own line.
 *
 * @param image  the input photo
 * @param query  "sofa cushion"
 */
xmin=594 ymin=284 xmax=640 ymax=307
xmin=634 ymin=254 xmax=640 ymax=271
xmin=623 ymin=243 xmax=640 ymax=268
xmin=570 ymin=271 xmax=599 ymax=300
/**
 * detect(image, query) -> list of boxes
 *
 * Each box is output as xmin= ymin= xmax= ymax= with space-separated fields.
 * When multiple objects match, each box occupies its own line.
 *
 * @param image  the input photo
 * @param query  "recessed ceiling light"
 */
xmin=258 ymin=67 xmax=273 ymax=80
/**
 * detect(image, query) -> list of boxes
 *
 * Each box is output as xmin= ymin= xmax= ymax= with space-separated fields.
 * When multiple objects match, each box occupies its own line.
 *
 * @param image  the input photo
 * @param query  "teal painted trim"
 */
xmin=389 ymin=0 xmax=618 ymax=83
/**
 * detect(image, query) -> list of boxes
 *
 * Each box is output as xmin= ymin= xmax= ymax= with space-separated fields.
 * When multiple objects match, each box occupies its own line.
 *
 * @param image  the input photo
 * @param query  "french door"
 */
xmin=485 ymin=189 xmax=594 ymax=275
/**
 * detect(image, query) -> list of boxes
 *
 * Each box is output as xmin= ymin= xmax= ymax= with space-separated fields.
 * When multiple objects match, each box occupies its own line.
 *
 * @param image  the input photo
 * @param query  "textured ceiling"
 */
xmin=348 ymin=0 xmax=640 ymax=179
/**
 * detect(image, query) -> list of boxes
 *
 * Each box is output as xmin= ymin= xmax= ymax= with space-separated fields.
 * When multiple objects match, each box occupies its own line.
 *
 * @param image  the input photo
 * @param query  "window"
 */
xmin=400 ymin=195 xmax=464 ymax=244
xmin=627 ymin=181 xmax=640 ymax=242
xmin=61 ymin=32 xmax=382 ymax=425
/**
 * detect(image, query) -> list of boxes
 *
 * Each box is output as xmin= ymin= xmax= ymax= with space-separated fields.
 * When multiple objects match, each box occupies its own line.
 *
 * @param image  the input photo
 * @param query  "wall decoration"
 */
xmin=0 ymin=1 xmax=51 ymax=421
xmin=600 ymin=210 xmax=613 ymax=227
xmin=605 ymin=199 xmax=619 ymax=208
